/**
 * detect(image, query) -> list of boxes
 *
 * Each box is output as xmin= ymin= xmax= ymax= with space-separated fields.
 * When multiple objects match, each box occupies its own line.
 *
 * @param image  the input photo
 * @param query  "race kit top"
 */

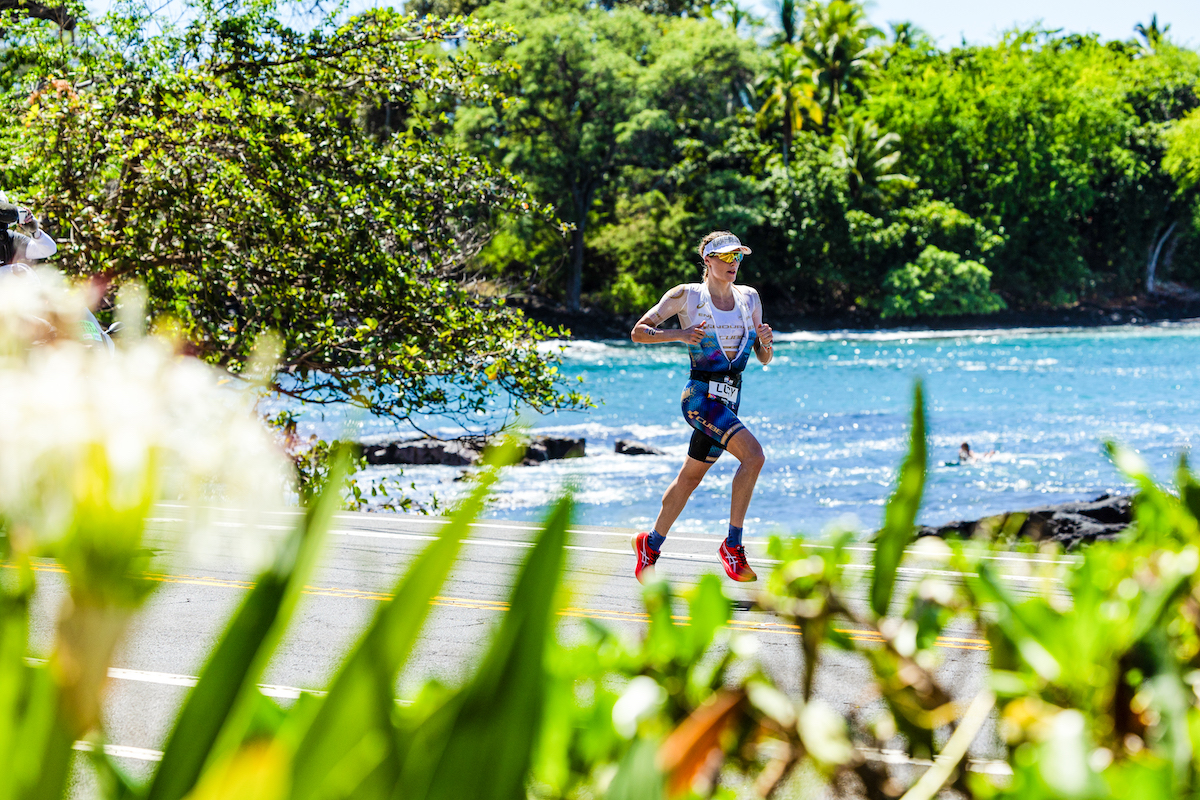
xmin=675 ymin=283 xmax=758 ymax=373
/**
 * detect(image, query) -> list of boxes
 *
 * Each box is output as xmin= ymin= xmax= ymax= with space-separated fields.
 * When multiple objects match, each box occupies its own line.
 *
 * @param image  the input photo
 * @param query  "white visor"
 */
xmin=702 ymin=234 xmax=751 ymax=257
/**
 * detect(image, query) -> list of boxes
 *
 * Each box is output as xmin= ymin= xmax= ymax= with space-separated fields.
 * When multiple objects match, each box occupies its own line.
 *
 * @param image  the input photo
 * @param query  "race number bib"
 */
xmin=708 ymin=380 xmax=739 ymax=404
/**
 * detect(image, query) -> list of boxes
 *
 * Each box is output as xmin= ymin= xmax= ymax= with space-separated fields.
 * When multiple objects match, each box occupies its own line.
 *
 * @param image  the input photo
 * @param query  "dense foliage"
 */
xmin=0 ymin=0 xmax=587 ymax=432
xmin=447 ymin=0 xmax=1200 ymax=317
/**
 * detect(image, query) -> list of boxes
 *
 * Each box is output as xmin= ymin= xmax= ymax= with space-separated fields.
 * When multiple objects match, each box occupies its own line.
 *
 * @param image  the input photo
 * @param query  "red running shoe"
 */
xmin=632 ymin=532 xmax=661 ymax=584
xmin=718 ymin=540 xmax=757 ymax=582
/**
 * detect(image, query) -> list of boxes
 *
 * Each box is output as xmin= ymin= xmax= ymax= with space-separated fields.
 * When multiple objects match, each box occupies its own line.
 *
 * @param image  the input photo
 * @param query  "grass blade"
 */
xmin=871 ymin=382 xmax=927 ymax=619
xmin=898 ymin=690 xmax=995 ymax=800
xmin=605 ymin=739 xmax=665 ymax=800
xmin=407 ymin=493 xmax=573 ymax=800
xmin=145 ymin=446 xmax=350 ymax=800
xmin=289 ymin=441 xmax=519 ymax=800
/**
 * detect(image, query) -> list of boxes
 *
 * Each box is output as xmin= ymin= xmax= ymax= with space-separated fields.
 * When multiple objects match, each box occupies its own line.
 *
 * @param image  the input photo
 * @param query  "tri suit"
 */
xmin=675 ymin=283 xmax=758 ymax=463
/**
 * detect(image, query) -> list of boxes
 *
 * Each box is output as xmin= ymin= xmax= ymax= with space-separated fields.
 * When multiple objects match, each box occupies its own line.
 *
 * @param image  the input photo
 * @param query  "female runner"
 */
xmin=629 ymin=231 xmax=773 ymax=583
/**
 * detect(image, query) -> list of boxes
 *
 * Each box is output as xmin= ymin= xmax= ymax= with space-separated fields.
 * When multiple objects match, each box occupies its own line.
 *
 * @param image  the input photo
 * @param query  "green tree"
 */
xmin=831 ymin=116 xmax=913 ymax=204
xmin=774 ymin=0 xmax=799 ymax=45
xmin=458 ymin=0 xmax=647 ymax=311
xmin=0 ymin=0 xmax=587 ymax=431
xmin=800 ymin=0 xmax=880 ymax=130
xmin=459 ymin=0 xmax=756 ymax=310
xmin=1135 ymin=13 xmax=1171 ymax=54
xmin=864 ymin=28 xmax=1196 ymax=302
xmin=756 ymin=44 xmax=822 ymax=167
xmin=714 ymin=0 xmax=760 ymax=36
xmin=880 ymin=245 xmax=1006 ymax=318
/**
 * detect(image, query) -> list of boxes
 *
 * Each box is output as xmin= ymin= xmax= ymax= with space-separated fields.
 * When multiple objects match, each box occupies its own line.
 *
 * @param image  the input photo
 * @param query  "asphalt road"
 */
xmin=25 ymin=508 xmax=1076 ymax=791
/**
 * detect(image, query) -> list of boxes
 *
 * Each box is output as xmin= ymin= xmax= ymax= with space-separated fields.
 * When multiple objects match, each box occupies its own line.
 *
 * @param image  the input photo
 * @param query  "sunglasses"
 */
xmin=712 ymin=251 xmax=743 ymax=264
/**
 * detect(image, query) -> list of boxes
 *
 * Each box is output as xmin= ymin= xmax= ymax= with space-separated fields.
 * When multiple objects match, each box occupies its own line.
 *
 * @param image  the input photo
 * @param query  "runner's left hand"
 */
xmin=756 ymin=323 xmax=773 ymax=348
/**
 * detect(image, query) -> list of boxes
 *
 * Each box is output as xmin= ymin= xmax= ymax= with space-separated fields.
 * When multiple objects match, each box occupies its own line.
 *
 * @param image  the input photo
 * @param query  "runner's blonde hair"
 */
xmin=697 ymin=230 xmax=733 ymax=280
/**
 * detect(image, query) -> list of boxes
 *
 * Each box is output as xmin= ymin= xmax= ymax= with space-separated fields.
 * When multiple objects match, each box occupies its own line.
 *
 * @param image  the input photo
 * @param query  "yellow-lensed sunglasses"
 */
xmin=712 ymin=251 xmax=743 ymax=264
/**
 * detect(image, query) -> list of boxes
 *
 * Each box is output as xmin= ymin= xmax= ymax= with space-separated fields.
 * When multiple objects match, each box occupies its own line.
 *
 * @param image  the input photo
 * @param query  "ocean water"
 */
xmin=300 ymin=324 xmax=1200 ymax=539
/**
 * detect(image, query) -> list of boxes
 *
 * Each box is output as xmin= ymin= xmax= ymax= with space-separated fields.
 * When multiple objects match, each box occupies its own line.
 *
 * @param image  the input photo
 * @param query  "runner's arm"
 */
xmin=632 ymin=286 xmax=704 ymax=344
xmin=750 ymin=289 xmax=773 ymax=364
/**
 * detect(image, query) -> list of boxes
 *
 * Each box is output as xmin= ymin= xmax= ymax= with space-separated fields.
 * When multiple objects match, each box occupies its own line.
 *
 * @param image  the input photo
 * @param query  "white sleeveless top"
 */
xmin=710 ymin=304 xmax=744 ymax=354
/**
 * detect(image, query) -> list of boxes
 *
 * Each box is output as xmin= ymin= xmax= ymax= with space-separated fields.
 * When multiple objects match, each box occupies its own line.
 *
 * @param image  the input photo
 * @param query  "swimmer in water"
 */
xmin=629 ymin=231 xmax=774 ymax=584
xmin=958 ymin=442 xmax=996 ymax=464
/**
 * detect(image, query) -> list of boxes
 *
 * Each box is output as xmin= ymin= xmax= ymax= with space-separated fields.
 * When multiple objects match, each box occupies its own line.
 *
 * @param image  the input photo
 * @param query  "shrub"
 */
xmin=597 ymin=272 xmax=663 ymax=316
xmin=881 ymin=245 xmax=1008 ymax=318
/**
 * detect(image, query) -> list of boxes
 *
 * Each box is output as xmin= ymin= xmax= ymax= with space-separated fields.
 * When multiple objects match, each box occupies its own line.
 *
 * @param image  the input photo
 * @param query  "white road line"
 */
xmin=145 ymin=518 xmax=777 ymax=567
xmin=71 ymin=729 xmax=1012 ymax=776
xmin=73 ymin=741 xmax=163 ymax=762
xmin=106 ymin=667 xmax=197 ymax=689
xmin=334 ymin=516 xmax=1078 ymax=566
xmin=104 ymin=667 xmax=312 ymax=700
xmin=861 ymin=748 xmax=1012 ymax=776
xmin=23 ymin=660 xmax=317 ymax=702
xmin=71 ymin=741 xmax=1013 ymax=774
xmin=145 ymin=516 xmax=1068 ymax=579
xmin=148 ymin=510 xmax=1080 ymax=567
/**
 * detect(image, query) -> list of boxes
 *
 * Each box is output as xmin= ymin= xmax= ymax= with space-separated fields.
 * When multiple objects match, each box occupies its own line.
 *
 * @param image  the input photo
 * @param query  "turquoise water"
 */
xmin=317 ymin=324 xmax=1200 ymax=539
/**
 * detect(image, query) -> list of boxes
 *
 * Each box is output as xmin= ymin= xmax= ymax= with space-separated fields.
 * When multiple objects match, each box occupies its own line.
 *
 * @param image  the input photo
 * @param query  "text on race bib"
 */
xmin=708 ymin=380 xmax=738 ymax=404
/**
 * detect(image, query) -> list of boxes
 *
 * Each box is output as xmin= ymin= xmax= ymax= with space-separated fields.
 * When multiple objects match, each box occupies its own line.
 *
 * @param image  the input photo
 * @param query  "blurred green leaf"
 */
xmin=147 ymin=446 xmax=350 ymax=800
xmin=404 ymin=492 xmax=573 ymax=800
xmin=288 ymin=441 xmax=519 ymax=800
xmin=604 ymin=739 xmax=665 ymax=800
xmin=871 ymin=381 xmax=926 ymax=618
xmin=683 ymin=574 xmax=730 ymax=666
xmin=5 ymin=667 xmax=73 ymax=800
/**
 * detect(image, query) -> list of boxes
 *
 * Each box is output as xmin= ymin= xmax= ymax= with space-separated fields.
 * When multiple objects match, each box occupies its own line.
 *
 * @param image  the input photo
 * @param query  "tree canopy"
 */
xmin=5 ymin=0 xmax=1200 ymax=413
xmin=444 ymin=0 xmax=1200 ymax=318
xmin=0 ymin=0 xmax=588 ymax=432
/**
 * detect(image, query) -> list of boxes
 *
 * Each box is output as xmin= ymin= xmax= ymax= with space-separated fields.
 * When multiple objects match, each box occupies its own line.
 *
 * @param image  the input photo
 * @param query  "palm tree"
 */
xmin=889 ymin=21 xmax=917 ymax=48
xmin=774 ymin=0 xmax=799 ymax=45
xmin=756 ymin=44 xmax=823 ymax=166
xmin=800 ymin=0 xmax=880 ymax=130
xmin=716 ymin=0 xmax=761 ymax=36
xmin=832 ymin=117 xmax=913 ymax=203
xmin=1135 ymin=14 xmax=1171 ymax=54
xmin=882 ymin=21 xmax=925 ymax=66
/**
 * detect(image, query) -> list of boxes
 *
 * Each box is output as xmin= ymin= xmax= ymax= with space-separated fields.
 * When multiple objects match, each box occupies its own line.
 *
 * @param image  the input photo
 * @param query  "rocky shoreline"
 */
xmin=916 ymin=493 xmax=1133 ymax=550
xmin=360 ymin=435 xmax=673 ymax=466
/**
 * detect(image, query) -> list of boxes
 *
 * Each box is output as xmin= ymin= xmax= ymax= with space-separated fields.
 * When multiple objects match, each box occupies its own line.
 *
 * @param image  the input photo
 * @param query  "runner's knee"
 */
xmin=674 ymin=465 xmax=706 ymax=491
xmin=734 ymin=435 xmax=764 ymax=472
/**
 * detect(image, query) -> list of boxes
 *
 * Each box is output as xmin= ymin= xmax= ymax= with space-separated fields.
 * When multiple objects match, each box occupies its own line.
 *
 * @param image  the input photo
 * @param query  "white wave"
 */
xmin=773 ymin=321 xmax=1200 ymax=345
xmin=624 ymin=423 xmax=685 ymax=440
xmin=537 ymin=339 xmax=630 ymax=358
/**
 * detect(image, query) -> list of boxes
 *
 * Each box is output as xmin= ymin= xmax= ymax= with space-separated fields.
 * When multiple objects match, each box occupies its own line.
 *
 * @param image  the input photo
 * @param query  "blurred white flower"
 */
xmin=0 ymin=270 xmax=293 ymax=572
xmin=798 ymin=700 xmax=855 ymax=766
xmin=612 ymin=676 xmax=666 ymax=739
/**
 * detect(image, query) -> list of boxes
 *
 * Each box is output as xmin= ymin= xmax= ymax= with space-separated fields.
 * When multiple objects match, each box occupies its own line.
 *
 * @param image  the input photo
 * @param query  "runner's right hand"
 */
xmin=683 ymin=320 xmax=707 ymax=345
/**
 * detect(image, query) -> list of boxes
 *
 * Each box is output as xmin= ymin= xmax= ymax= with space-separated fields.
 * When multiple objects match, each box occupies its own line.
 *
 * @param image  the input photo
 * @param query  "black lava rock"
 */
xmin=523 ymin=436 xmax=585 ymax=465
xmin=362 ymin=439 xmax=481 ymax=467
xmin=359 ymin=434 xmax=584 ymax=467
xmin=615 ymin=439 xmax=665 ymax=456
xmin=916 ymin=494 xmax=1132 ymax=550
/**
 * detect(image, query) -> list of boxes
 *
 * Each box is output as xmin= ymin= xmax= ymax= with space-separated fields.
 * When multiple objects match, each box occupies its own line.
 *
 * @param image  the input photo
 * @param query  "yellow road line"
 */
xmin=13 ymin=561 xmax=991 ymax=651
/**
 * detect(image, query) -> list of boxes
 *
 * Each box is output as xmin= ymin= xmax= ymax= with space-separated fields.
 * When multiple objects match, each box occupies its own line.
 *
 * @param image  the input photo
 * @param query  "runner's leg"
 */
xmin=724 ymin=428 xmax=765 ymax=528
xmin=652 ymin=456 xmax=713 ymax=535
